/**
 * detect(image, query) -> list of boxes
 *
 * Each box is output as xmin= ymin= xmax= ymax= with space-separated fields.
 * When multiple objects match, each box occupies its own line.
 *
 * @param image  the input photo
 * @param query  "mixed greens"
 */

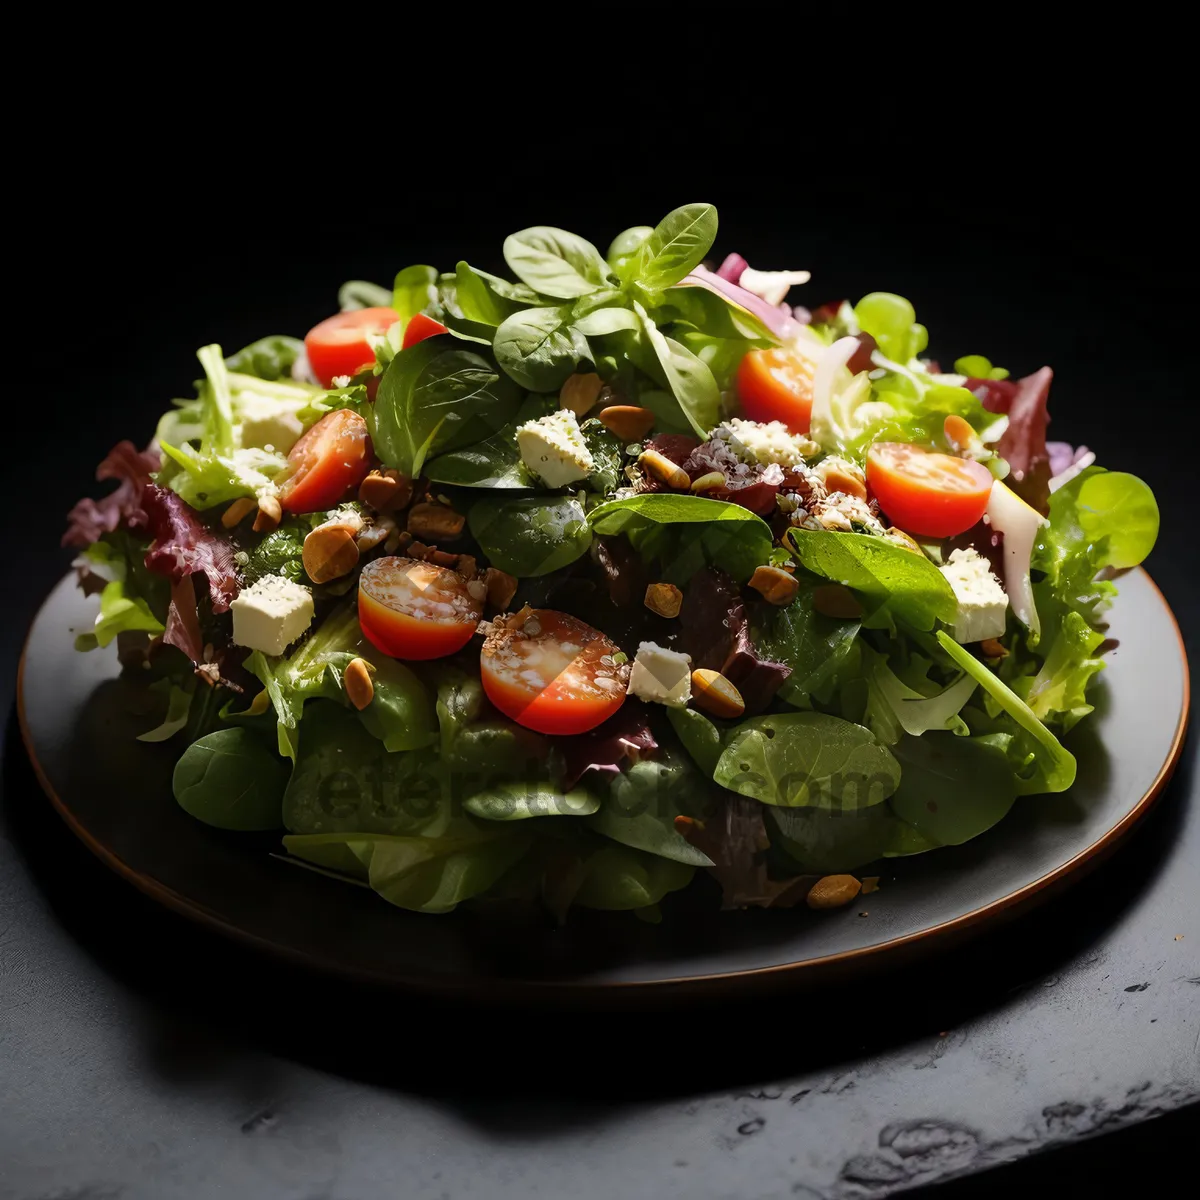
xmin=63 ymin=204 xmax=1159 ymax=919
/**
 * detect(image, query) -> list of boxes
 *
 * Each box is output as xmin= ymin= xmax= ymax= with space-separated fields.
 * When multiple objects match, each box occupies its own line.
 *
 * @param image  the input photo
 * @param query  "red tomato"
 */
xmin=736 ymin=347 xmax=816 ymax=433
xmin=480 ymin=610 xmax=627 ymax=736
xmin=279 ymin=410 xmax=372 ymax=514
xmin=304 ymin=307 xmax=399 ymax=388
xmin=358 ymin=557 xmax=483 ymax=661
xmin=401 ymin=312 xmax=448 ymax=349
xmin=866 ymin=442 xmax=994 ymax=538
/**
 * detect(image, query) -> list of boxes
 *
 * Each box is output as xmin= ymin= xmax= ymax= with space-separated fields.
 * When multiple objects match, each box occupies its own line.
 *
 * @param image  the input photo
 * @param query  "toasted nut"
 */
xmin=806 ymin=874 xmax=862 ymax=910
xmin=355 ymin=514 xmax=397 ymax=552
xmin=302 ymin=522 xmax=360 ymax=584
xmin=691 ymin=669 xmax=745 ymax=719
xmin=690 ymin=470 xmax=726 ymax=493
xmin=861 ymin=876 xmax=880 ymax=895
xmin=455 ymin=554 xmax=477 ymax=581
xmin=343 ymin=657 xmax=375 ymax=710
xmin=639 ymin=448 xmax=691 ymax=490
xmin=980 ymin=637 xmax=1008 ymax=659
xmin=407 ymin=501 xmax=465 ymax=542
xmin=359 ymin=469 xmax=413 ymax=513
xmin=644 ymin=582 xmax=683 ymax=619
xmin=812 ymin=584 xmax=865 ymax=619
xmin=817 ymin=459 xmax=868 ymax=501
xmin=598 ymin=405 xmax=655 ymax=442
xmin=885 ymin=527 xmax=923 ymax=554
xmin=483 ymin=567 xmax=518 ymax=612
xmin=943 ymin=414 xmax=976 ymax=450
xmin=428 ymin=548 xmax=459 ymax=568
xmin=253 ymin=494 xmax=282 ymax=533
xmin=222 ymin=497 xmax=257 ymax=529
xmin=559 ymin=372 xmax=604 ymax=418
xmin=408 ymin=540 xmax=431 ymax=560
xmin=749 ymin=565 xmax=800 ymax=607
xmin=466 ymin=578 xmax=488 ymax=603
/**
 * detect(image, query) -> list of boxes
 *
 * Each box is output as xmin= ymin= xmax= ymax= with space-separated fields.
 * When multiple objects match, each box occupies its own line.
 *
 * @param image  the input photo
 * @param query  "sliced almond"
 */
xmin=559 ymin=372 xmax=604 ymax=418
xmin=817 ymin=461 xmax=868 ymax=501
xmin=407 ymin=501 xmax=465 ymax=542
xmin=359 ymin=469 xmax=413 ymax=513
xmin=690 ymin=470 xmax=726 ymax=493
xmin=806 ymin=874 xmax=862 ymax=910
xmin=748 ymin=565 xmax=800 ymax=607
xmin=427 ymin=548 xmax=459 ymax=568
xmin=221 ymin=497 xmax=257 ymax=529
xmin=644 ymin=582 xmax=683 ymax=619
xmin=943 ymin=414 xmax=976 ymax=450
xmin=302 ymin=522 xmax=360 ymax=584
xmin=253 ymin=494 xmax=282 ymax=533
xmin=638 ymin=448 xmax=690 ymax=490
xmin=483 ymin=567 xmax=518 ymax=612
xmin=355 ymin=514 xmax=397 ymax=552
xmin=691 ymin=669 xmax=745 ymax=719
xmin=343 ymin=657 xmax=375 ymax=710
xmin=598 ymin=405 xmax=655 ymax=442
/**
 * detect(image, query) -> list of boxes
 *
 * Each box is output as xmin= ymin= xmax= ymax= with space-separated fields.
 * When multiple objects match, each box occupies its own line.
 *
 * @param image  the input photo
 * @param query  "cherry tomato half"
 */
xmin=304 ymin=307 xmax=400 ymax=388
xmin=358 ymin=557 xmax=483 ymax=661
xmin=280 ymin=410 xmax=372 ymax=514
xmin=866 ymin=442 xmax=994 ymax=538
xmin=736 ymin=346 xmax=817 ymax=433
xmin=481 ymin=609 xmax=627 ymax=736
xmin=401 ymin=312 xmax=448 ymax=349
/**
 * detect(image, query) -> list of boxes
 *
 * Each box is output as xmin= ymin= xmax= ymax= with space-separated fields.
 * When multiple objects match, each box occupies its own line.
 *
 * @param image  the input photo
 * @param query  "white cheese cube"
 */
xmin=939 ymin=548 xmax=1008 ymax=643
xmin=516 ymin=408 xmax=594 ymax=488
xmin=627 ymin=641 xmax=692 ymax=708
xmin=239 ymin=398 xmax=305 ymax=454
xmin=230 ymin=575 xmax=314 ymax=656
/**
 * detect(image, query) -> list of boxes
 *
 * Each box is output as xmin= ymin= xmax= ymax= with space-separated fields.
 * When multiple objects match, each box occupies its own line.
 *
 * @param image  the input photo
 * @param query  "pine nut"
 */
xmin=691 ymin=669 xmax=745 ymax=719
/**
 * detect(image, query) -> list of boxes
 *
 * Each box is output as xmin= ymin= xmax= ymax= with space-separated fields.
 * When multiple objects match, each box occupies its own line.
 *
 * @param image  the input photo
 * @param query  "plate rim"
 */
xmin=15 ymin=568 xmax=1192 ymax=998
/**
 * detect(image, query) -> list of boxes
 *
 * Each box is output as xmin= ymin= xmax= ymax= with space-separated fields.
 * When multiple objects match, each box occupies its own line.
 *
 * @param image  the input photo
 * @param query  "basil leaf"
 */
xmin=607 ymin=225 xmax=654 ymax=279
xmin=493 ymin=306 xmax=586 ymax=392
xmin=465 ymin=784 xmax=600 ymax=821
xmin=572 ymin=305 xmax=640 ymax=336
xmin=392 ymin=264 xmax=439 ymax=324
xmin=634 ymin=203 xmax=719 ymax=290
xmin=454 ymin=261 xmax=540 ymax=325
xmin=634 ymin=303 xmax=720 ymax=435
xmin=714 ymin=712 xmax=900 ymax=810
xmin=469 ymin=494 xmax=592 ymax=577
xmin=503 ymin=226 xmax=612 ymax=299
xmin=173 ymin=727 xmax=289 ymax=831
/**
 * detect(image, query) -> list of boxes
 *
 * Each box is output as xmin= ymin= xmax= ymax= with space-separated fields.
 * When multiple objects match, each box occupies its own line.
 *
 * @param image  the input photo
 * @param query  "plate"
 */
xmin=18 ymin=569 xmax=1189 ymax=1000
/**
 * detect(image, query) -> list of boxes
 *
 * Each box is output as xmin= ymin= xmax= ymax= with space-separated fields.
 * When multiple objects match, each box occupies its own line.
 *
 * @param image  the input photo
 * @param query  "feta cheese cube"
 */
xmin=627 ymin=641 xmax=692 ymax=707
xmin=230 ymin=575 xmax=314 ymax=656
xmin=239 ymin=398 xmax=305 ymax=454
xmin=516 ymin=408 xmax=594 ymax=488
xmin=939 ymin=548 xmax=1008 ymax=643
xmin=711 ymin=419 xmax=819 ymax=468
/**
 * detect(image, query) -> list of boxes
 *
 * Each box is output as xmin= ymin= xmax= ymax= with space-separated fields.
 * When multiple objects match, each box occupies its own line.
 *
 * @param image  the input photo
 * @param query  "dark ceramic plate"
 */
xmin=18 ymin=570 xmax=1189 ymax=1000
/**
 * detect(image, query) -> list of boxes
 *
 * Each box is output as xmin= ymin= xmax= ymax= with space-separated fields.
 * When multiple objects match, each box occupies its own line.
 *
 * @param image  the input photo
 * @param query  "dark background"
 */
xmin=4 ymin=96 xmax=1197 ymax=1196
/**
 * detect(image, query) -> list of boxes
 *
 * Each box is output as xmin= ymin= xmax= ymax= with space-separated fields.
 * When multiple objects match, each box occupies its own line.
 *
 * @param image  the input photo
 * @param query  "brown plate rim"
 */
xmin=15 ymin=568 xmax=1192 ymax=999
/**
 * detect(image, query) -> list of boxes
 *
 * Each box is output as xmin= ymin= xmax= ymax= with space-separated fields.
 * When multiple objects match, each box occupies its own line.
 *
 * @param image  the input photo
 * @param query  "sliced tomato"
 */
xmin=279 ymin=410 xmax=372 ymax=514
xmin=304 ymin=307 xmax=399 ymax=388
xmin=866 ymin=442 xmax=994 ymax=538
xmin=736 ymin=346 xmax=817 ymax=433
xmin=401 ymin=312 xmax=448 ymax=349
xmin=358 ymin=557 xmax=483 ymax=661
xmin=481 ymin=610 xmax=627 ymax=736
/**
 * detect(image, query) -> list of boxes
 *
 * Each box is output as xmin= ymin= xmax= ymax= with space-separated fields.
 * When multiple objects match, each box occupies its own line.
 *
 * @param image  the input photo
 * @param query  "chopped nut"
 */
xmin=885 ymin=527 xmax=923 ymax=554
xmin=253 ymin=494 xmax=282 ymax=533
xmin=428 ymin=548 xmax=459 ymax=568
xmin=455 ymin=554 xmax=477 ymax=581
xmin=690 ymin=470 xmax=726 ymax=493
xmin=408 ymin=540 xmax=430 ymax=560
xmin=980 ymin=637 xmax=1008 ymax=659
xmin=483 ymin=567 xmax=518 ymax=612
xmin=691 ymin=669 xmax=745 ymax=719
xmin=221 ymin=497 xmax=257 ymax=529
xmin=343 ymin=657 xmax=375 ymax=710
xmin=748 ymin=565 xmax=800 ymax=606
xmin=644 ymin=582 xmax=683 ymax=619
xmin=355 ymin=514 xmax=397 ymax=552
xmin=806 ymin=874 xmax=862 ymax=910
xmin=861 ymin=876 xmax=880 ymax=895
xmin=812 ymin=584 xmax=865 ymax=619
xmin=359 ymin=469 xmax=413 ymax=513
xmin=302 ymin=522 xmax=360 ymax=584
xmin=407 ymin=501 xmax=466 ymax=542
xmin=816 ymin=458 xmax=868 ymax=501
xmin=639 ymin=448 xmax=691 ymax=490
xmin=559 ymin=372 xmax=604 ymax=417
xmin=943 ymin=414 xmax=976 ymax=450
xmin=597 ymin=405 xmax=655 ymax=442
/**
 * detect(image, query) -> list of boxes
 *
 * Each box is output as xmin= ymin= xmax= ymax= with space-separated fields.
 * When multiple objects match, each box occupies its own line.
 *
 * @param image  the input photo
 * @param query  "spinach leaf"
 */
xmin=572 ymin=305 xmax=641 ymax=336
xmin=634 ymin=302 xmax=720 ymax=435
xmin=493 ymin=306 xmax=587 ymax=392
xmin=503 ymin=226 xmax=612 ymax=299
xmin=656 ymin=284 xmax=775 ymax=342
xmin=579 ymin=417 xmax=624 ymax=494
xmin=587 ymin=494 xmax=773 ymax=584
xmin=753 ymin=591 xmax=861 ymax=707
xmin=634 ymin=203 xmax=718 ymax=291
xmin=573 ymin=844 xmax=695 ymax=911
xmin=454 ymin=261 xmax=540 ymax=325
xmin=888 ymin=732 xmax=1017 ymax=845
xmin=465 ymin=784 xmax=600 ymax=821
xmin=860 ymin=646 xmax=977 ymax=745
xmin=784 ymin=529 xmax=958 ymax=631
xmin=444 ymin=721 xmax=555 ymax=798
xmin=764 ymin=802 xmax=934 ymax=875
xmin=714 ymin=712 xmax=900 ymax=810
xmin=666 ymin=707 xmax=724 ymax=776
xmin=469 ymin=494 xmax=592 ymax=577
xmin=607 ymin=225 xmax=654 ymax=279
xmin=137 ymin=680 xmax=192 ymax=743
xmin=224 ymin=336 xmax=304 ymax=381
xmin=372 ymin=335 xmax=521 ymax=477
xmin=424 ymin=395 xmax=549 ymax=488
xmin=241 ymin=521 xmax=308 ymax=585
xmin=392 ymin=264 xmax=439 ymax=324
xmin=338 ymin=280 xmax=393 ymax=310
xmin=173 ymin=727 xmax=289 ymax=831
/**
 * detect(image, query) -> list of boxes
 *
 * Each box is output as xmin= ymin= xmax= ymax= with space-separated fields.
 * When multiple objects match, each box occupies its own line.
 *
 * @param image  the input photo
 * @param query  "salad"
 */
xmin=63 ymin=204 xmax=1160 ymax=919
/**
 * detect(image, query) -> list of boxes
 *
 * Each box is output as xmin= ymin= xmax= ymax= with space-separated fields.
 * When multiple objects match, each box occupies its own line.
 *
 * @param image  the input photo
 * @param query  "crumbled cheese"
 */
xmin=939 ymin=548 xmax=1009 ymax=643
xmin=793 ymin=490 xmax=885 ymax=536
xmin=515 ymin=408 xmax=594 ymax=488
xmin=738 ymin=267 xmax=812 ymax=307
xmin=710 ymin=419 xmax=820 ymax=469
xmin=239 ymin=397 xmax=304 ymax=455
xmin=230 ymin=575 xmax=314 ymax=656
xmin=627 ymin=641 xmax=692 ymax=708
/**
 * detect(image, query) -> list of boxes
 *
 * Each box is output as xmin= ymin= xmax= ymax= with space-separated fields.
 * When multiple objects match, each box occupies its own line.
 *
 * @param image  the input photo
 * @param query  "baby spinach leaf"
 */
xmin=784 ymin=529 xmax=958 ymax=631
xmin=634 ymin=203 xmax=719 ymax=291
xmin=634 ymin=303 xmax=720 ymax=435
xmin=503 ymin=226 xmax=612 ymax=299
xmin=392 ymin=264 xmax=439 ymax=324
xmin=493 ymin=306 xmax=587 ymax=392
xmin=224 ymin=335 xmax=304 ymax=381
xmin=425 ymin=395 xmax=549 ymax=488
xmin=888 ymin=732 xmax=1018 ymax=845
xmin=470 ymin=494 xmax=592 ymax=577
xmin=580 ymin=417 xmax=624 ymax=494
xmin=607 ymin=225 xmax=654 ymax=280
xmin=753 ymin=591 xmax=861 ymax=707
xmin=587 ymin=494 xmax=773 ymax=584
xmin=714 ymin=712 xmax=900 ymax=811
xmin=372 ymin=335 xmax=522 ymax=476
xmin=764 ymin=802 xmax=934 ymax=875
xmin=666 ymin=707 xmax=724 ymax=777
xmin=572 ymin=305 xmax=640 ymax=336
xmin=465 ymin=784 xmax=600 ymax=821
xmin=444 ymin=721 xmax=556 ymax=797
xmin=173 ymin=727 xmax=289 ymax=831
xmin=454 ymin=261 xmax=540 ymax=325
xmin=573 ymin=844 xmax=695 ymax=911
xmin=338 ymin=280 xmax=393 ymax=310
xmin=860 ymin=646 xmax=977 ymax=745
